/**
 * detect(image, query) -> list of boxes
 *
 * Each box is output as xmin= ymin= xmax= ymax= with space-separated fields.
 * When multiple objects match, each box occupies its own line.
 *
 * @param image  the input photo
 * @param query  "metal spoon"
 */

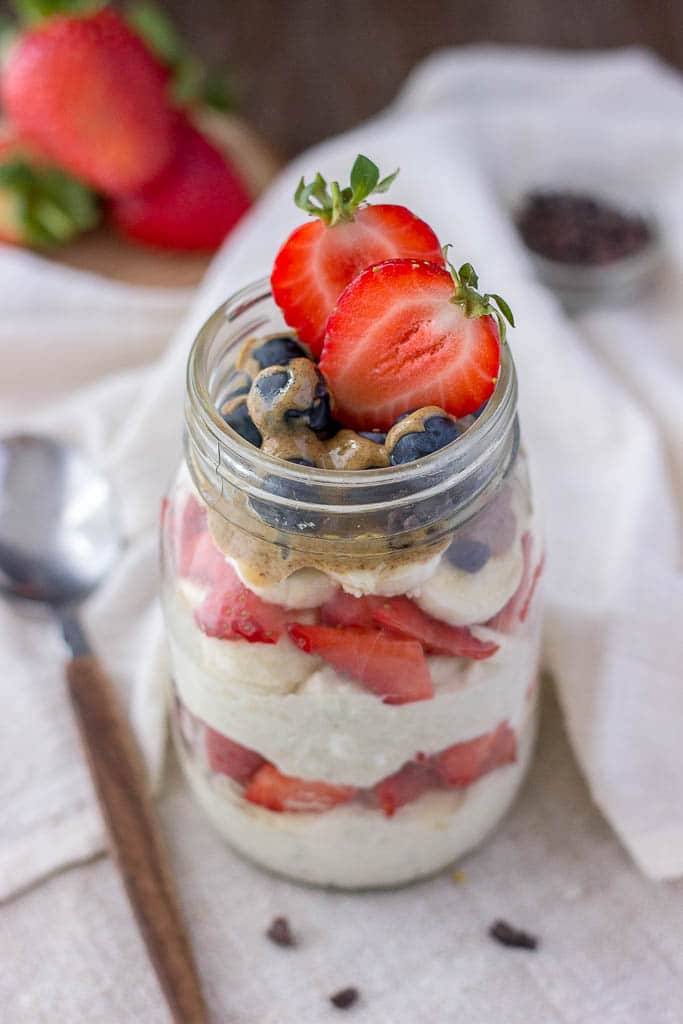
xmin=0 ymin=435 xmax=207 ymax=1024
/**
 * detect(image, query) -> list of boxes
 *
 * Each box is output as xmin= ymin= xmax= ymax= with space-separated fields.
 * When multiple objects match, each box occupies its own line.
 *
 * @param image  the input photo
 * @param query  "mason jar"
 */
xmin=161 ymin=279 xmax=544 ymax=890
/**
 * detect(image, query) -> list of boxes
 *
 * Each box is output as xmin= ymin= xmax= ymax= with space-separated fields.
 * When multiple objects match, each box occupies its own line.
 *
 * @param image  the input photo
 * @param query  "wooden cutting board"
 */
xmin=47 ymin=111 xmax=280 ymax=288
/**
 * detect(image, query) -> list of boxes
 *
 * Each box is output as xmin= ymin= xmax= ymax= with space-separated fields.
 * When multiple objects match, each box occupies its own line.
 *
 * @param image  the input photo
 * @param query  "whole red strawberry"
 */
xmin=271 ymin=155 xmax=444 ymax=356
xmin=110 ymin=114 xmax=251 ymax=250
xmin=1 ymin=6 xmax=173 ymax=195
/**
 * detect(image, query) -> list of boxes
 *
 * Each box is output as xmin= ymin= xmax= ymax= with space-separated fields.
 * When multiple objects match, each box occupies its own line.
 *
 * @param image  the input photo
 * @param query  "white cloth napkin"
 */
xmin=2 ymin=46 xmax=683 ymax=904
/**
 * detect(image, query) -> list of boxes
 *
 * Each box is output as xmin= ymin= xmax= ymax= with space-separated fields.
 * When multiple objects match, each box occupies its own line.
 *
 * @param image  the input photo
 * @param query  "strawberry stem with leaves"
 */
xmin=443 ymin=245 xmax=515 ymax=344
xmin=295 ymin=154 xmax=399 ymax=227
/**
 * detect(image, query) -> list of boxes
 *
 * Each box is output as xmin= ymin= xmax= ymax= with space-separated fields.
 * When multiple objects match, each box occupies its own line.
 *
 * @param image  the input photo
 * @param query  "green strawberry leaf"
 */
xmin=294 ymin=154 xmax=400 ymax=226
xmin=443 ymin=247 xmax=515 ymax=344
xmin=350 ymin=155 xmax=380 ymax=204
xmin=126 ymin=2 xmax=235 ymax=112
xmin=13 ymin=0 xmax=100 ymax=25
xmin=0 ymin=158 xmax=100 ymax=246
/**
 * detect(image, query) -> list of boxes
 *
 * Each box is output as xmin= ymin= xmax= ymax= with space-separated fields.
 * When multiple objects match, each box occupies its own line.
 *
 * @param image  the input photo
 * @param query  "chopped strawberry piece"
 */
xmin=288 ymin=624 xmax=433 ymax=704
xmin=371 ymin=596 xmax=499 ymax=660
xmin=435 ymin=723 xmax=517 ymax=788
xmin=320 ymin=258 xmax=509 ymax=429
xmin=488 ymin=533 xmax=544 ymax=632
xmin=183 ymin=532 xmax=232 ymax=587
xmin=372 ymin=762 xmax=438 ymax=817
xmin=320 ymin=590 xmax=384 ymax=628
xmin=205 ymin=726 xmax=265 ymax=783
xmin=195 ymin=564 xmax=288 ymax=643
xmin=244 ymin=764 xmax=356 ymax=812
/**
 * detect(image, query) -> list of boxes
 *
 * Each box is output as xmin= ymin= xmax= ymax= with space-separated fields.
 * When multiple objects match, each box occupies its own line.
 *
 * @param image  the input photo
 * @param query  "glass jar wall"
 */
xmin=161 ymin=280 xmax=543 ymax=889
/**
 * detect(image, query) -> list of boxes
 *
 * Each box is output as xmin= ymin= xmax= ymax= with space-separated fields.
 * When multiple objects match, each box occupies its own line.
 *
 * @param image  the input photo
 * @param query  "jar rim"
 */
xmin=186 ymin=277 xmax=519 ymax=518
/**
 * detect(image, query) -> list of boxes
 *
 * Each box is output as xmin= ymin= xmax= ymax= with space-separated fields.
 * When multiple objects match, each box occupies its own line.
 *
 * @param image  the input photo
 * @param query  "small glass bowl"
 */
xmin=511 ymin=184 xmax=665 ymax=313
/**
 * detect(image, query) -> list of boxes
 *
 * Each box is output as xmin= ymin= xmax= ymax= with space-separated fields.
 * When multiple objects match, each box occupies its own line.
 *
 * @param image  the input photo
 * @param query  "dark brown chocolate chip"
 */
xmin=266 ymin=916 xmax=296 ymax=947
xmin=489 ymin=919 xmax=538 ymax=950
xmin=330 ymin=987 xmax=359 ymax=1009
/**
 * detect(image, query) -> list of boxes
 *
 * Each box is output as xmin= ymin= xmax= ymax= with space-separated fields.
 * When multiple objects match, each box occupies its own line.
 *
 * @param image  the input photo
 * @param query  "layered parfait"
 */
xmin=162 ymin=156 xmax=544 ymax=888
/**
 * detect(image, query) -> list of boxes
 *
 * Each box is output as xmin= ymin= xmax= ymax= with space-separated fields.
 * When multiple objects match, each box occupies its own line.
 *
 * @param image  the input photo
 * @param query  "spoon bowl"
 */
xmin=0 ymin=434 xmax=121 ymax=605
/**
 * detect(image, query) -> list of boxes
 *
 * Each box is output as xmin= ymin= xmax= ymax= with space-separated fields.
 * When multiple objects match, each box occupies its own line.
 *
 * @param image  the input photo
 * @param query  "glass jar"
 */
xmin=161 ymin=279 xmax=544 ymax=890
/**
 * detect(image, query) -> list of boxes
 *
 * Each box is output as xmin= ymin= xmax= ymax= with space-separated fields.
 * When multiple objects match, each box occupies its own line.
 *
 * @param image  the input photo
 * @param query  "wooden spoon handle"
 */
xmin=67 ymin=654 xmax=208 ymax=1024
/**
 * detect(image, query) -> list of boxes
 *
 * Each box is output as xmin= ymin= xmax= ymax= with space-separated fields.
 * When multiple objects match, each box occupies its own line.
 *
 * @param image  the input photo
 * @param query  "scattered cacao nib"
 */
xmin=330 ymin=986 xmax=359 ymax=1009
xmin=489 ymin=918 xmax=538 ymax=950
xmin=516 ymin=190 xmax=651 ymax=266
xmin=266 ymin=916 xmax=296 ymax=947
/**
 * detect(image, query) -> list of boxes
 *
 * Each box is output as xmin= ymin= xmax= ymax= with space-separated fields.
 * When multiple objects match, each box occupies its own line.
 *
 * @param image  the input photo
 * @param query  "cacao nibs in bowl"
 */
xmin=516 ymin=190 xmax=652 ymax=266
xmin=489 ymin=918 xmax=539 ymax=950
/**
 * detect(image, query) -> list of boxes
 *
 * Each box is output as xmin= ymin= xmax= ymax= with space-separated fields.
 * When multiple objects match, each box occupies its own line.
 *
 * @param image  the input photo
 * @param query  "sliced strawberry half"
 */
xmin=195 ymin=564 xmax=288 ymax=643
xmin=371 ymin=762 xmax=439 ymax=817
xmin=244 ymin=764 xmax=356 ymax=812
xmin=288 ymin=623 xmax=433 ymax=704
xmin=205 ymin=726 xmax=265 ymax=783
xmin=435 ymin=723 xmax=517 ymax=788
xmin=271 ymin=155 xmax=443 ymax=355
xmin=320 ymin=257 xmax=514 ymax=429
xmin=371 ymin=596 xmax=499 ymax=660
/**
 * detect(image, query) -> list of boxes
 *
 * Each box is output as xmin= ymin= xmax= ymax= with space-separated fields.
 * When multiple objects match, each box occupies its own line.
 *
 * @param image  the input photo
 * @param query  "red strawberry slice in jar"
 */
xmin=320 ymin=254 xmax=514 ymax=430
xmin=435 ymin=723 xmax=517 ymax=788
xmin=195 ymin=564 xmax=289 ymax=643
xmin=271 ymin=154 xmax=444 ymax=355
xmin=244 ymin=764 xmax=356 ymax=812
xmin=320 ymin=590 xmax=385 ymax=628
xmin=371 ymin=762 xmax=439 ymax=817
xmin=321 ymin=592 xmax=498 ymax=660
xmin=288 ymin=623 xmax=433 ymax=703
xmin=371 ymin=596 xmax=499 ymax=660
xmin=205 ymin=726 xmax=265 ymax=783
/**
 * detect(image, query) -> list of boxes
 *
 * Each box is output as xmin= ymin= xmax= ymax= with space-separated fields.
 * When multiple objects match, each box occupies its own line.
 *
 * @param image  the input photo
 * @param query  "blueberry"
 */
xmin=253 ymin=368 xmax=291 ymax=405
xmin=221 ymin=398 xmax=262 ymax=447
xmin=250 ymin=459 xmax=323 ymax=533
xmin=358 ymin=430 xmax=387 ymax=444
xmin=446 ymin=537 xmax=491 ymax=573
xmin=250 ymin=335 xmax=309 ymax=369
xmin=389 ymin=415 xmax=459 ymax=465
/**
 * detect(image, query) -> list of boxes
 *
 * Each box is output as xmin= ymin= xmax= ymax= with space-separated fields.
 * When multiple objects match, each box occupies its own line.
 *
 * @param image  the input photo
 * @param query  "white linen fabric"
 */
xmin=2 ymin=46 xmax=683 ymax=924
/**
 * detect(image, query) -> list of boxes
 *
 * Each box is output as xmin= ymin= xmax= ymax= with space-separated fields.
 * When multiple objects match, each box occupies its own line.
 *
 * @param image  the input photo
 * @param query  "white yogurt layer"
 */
xmin=167 ymin=585 xmax=541 ymax=786
xmin=174 ymin=707 xmax=537 ymax=889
